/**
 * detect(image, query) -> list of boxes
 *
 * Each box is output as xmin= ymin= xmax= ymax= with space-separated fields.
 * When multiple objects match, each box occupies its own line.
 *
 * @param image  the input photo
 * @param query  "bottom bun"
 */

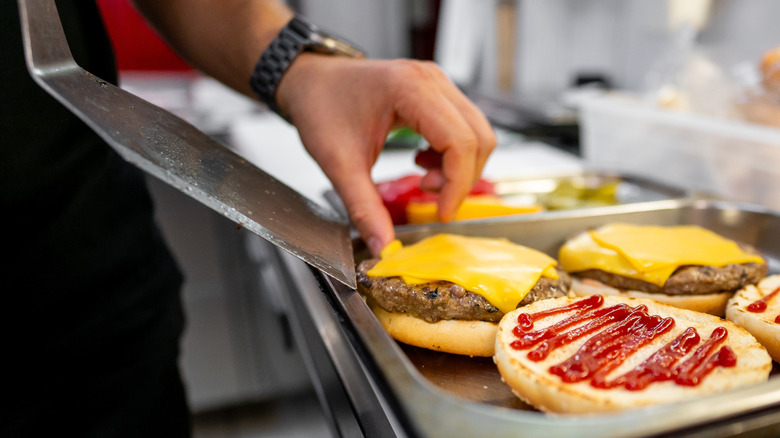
xmin=368 ymin=301 xmax=497 ymax=357
xmin=494 ymin=295 xmax=772 ymax=414
xmin=726 ymin=275 xmax=780 ymax=362
xmin=571 ymin=277 xmax=732 ymax=317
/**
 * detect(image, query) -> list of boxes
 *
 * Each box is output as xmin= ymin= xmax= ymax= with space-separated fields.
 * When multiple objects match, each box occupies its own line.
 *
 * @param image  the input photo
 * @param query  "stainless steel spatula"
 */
xmin=17 ymin=0 xmax=356 ymax=289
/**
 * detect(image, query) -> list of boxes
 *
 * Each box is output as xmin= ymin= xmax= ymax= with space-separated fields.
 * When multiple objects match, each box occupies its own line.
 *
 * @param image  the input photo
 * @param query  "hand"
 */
xmin=276 ymin=54 xmax=497 ymax=256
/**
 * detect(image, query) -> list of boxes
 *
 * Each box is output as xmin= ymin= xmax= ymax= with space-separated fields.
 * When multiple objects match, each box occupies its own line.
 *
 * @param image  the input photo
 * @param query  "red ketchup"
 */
xmin=746 ymin=286 xmax=780 ymax=323
xmin=511 ymin=295 xmax=737 ymax=390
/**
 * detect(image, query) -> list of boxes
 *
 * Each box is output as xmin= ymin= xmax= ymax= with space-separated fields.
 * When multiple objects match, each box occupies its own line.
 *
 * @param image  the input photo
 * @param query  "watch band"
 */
xmin=249 ymin=18 xmax=309 ymax=118
xmin=250 ymin=15 xmax=363 ymax=120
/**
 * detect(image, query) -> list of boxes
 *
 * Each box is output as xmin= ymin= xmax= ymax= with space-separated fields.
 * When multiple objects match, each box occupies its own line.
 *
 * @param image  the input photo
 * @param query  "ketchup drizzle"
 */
xmin=592 ymin=327 xmax=700 ymax=390
xmin=746 ymin=286 xmax=780 ymax=324
xmin=548 ymin=309 xmax=674 ymax=383
xmin=511 ymin=303 xmax=633 ymax=356
xmin=672 ymin=327 xmax=736 ymax=386
xmin=515 ymin=294 xmax=603 ymax=331
xmin=511 ymin=295 xmax=736 ymax=390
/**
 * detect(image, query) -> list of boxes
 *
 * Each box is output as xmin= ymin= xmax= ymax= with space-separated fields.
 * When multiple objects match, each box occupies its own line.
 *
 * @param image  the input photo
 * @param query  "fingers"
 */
xmin=419 ymin=168 xmax=445 ymax=193
xmin=393 ymin=82 xmax=475 ymax=220
xmin=392 ymin=61 xmax=496 ymax=222
xmin=284 ymin=57 xmax=496 ymax=254
xmin=329 ymin=168 xmax=395 ymax=257
xmin=415 ymin=148 xmax=446 ymax=193
xmin=420 ymin=62 xmax=497 ymax=181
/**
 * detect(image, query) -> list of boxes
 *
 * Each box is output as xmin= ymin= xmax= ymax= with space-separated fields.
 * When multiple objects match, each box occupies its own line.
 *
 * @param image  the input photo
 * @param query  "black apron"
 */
xmin=0 ymin=1 xmax=189 ymax=436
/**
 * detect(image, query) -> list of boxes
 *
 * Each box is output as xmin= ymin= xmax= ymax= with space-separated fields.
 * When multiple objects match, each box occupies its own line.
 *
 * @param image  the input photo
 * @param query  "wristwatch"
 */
xmin=250 ymin=15 xmax=364 ymax=119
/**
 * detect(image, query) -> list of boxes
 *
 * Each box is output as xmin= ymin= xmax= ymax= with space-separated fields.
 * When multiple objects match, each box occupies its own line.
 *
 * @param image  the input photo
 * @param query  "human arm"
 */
xmin=131 ymin=0 xmax=497 ymax=256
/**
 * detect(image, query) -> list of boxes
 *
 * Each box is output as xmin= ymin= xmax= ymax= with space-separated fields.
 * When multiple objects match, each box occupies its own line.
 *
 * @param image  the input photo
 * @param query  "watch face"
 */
xmin=290 ymin=15 xmax=364 ymax=58
xmin=312 ymin=35 xmax=365 ymax=58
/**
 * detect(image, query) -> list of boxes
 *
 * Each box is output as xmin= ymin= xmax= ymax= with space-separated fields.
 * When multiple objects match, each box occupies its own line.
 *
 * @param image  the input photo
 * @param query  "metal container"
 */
xmin=324 ymin=171 xmax=689 ymax=225
xmin=280 ymin=198 xmax=780 ymax=438
xmin=489 ymin=171 xmax=687 ymax=210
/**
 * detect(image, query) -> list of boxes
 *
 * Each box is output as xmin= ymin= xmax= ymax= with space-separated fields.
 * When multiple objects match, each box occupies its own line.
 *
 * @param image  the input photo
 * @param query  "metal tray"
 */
xmin=489 ymin=170 xmax=688 ymax=209
xmin=316 ymin=198 xmax=780 ymax=437
xmin=322 ymin=171 xmax=689 ymax=223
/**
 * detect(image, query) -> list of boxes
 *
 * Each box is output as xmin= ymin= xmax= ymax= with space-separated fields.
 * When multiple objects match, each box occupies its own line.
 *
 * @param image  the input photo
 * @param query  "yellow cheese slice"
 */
xmin=558 ymin=231 xmax=677 ymax=285
xmin=559 ymin=223 xmax=765 ymax=287
xmin=367 ymin=234 xmax=558 ymax=314
xmin=406 ymin=195 xmax=543 ymax=225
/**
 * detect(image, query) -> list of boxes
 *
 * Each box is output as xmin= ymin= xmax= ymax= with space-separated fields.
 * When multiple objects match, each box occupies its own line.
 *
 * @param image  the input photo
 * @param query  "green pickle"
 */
xmin=540 ymin=179 xmax=619 ymax=210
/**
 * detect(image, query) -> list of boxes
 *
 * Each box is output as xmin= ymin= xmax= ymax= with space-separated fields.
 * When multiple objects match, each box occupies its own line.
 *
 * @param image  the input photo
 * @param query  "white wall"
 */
xmin=297 ymin=0 xmax=410 ymax=59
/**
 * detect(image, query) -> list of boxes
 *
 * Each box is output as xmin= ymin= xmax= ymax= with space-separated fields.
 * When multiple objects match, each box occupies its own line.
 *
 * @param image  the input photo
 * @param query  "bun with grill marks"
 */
xmin=726 ymin=275 xmax=780 ymax=362
xmin=494 ymin=295 xmax=772 ymax=414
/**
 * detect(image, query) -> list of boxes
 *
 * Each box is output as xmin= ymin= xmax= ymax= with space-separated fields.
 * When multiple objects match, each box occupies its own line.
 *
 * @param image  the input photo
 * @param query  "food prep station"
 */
xmin=219 ymin=112 xmax=780 ymax=437
xmin=278 ymin=198 xmax=780 ymax=438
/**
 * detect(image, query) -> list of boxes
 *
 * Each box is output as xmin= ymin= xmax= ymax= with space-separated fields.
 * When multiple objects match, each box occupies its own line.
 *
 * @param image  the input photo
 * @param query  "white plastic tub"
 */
xmin=579 ymin=95 xmax=780 ymax=211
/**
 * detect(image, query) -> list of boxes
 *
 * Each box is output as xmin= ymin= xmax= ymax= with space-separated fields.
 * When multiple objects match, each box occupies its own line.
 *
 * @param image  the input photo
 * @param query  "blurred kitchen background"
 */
xmin=93 ymin=0 xmax=780 ymax=436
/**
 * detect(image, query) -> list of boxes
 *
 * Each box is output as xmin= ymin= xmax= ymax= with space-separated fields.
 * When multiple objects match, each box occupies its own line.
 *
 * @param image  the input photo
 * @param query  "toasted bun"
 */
xmin=570 ymin=277 xmax=732 ymax=317
xmin=368 ymin=301 xmax=497 ymax=357
xmin=726 ymin=275 xmax=780 ymax=362
xmin=494 ymin=295 xmax=772 ymax=414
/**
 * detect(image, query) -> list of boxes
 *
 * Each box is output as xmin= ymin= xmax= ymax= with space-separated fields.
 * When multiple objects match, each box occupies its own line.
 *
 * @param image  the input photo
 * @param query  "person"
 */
xmin=1 ymin=0 xmax=496 ymax=437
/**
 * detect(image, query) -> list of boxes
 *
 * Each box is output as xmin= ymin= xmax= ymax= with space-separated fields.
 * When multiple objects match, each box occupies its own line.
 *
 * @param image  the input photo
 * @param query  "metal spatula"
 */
xmin=17 ymin=0 xmax=356 ymax=289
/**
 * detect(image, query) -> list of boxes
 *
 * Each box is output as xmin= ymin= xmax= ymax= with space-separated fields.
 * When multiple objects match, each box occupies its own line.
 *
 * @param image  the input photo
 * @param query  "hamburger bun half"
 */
xmin=368 ymin=301 xmax=499 ymax=357
xmin=357 ymin=234 xmax=571 ymax=357
xmin=726 ymin=274 xmax=780 ymax=362
xmin=358 ymin=262 xmax=571 ymax=357
xmin=494 ymin=295 xmax=772 ymax=414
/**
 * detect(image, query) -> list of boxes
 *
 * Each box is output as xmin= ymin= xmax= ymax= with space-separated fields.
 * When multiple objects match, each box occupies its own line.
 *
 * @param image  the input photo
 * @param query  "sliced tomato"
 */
xmin=376 ymin=174 xmax=496 ymax=225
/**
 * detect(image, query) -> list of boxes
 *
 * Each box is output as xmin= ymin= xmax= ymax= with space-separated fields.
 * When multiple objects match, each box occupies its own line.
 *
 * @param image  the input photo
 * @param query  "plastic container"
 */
xmin=579 ymin=95 xmax=780 ymax=211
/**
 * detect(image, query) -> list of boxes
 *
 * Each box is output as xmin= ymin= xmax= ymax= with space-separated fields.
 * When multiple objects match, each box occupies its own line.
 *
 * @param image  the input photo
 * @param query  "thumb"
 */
xmin=331 ymin=170 xmax=395 ymax=257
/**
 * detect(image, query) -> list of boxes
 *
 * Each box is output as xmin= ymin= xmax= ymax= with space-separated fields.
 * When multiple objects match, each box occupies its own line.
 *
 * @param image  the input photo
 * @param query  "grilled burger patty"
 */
xmin=576 ymin=250 xmax=767 ymax=296
xmin=356 ymin=259 xmax=571 ymax=323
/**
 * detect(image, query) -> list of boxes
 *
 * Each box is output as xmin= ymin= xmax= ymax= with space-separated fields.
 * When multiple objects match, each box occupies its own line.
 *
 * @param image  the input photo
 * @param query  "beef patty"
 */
xmin=356 ymin=259 xmax=571 ymax=323
xmin=574 ymin=243 xmax=767 ymax=295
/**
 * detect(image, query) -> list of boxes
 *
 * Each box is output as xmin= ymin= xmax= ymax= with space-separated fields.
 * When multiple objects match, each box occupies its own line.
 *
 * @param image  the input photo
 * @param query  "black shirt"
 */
xmin=1 ymin=0 xmax=184 ymax=401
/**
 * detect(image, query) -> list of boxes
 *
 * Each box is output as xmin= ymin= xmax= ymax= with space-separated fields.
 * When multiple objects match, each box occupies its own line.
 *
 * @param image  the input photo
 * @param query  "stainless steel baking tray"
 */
xmin=322 ymin=198 xmax=780 ymax=437
xmin=322 ymin=171 xmax=689 ymax=222
xmin=490 ymin=170 xmax=688 ymax=209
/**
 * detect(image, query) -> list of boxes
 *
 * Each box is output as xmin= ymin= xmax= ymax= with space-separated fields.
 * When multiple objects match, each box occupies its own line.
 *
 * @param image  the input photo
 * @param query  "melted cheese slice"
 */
xmin=559 ymin=223 xmax=765 ymax=287
xmin=367 ymin=234 xmax=558 ymax=314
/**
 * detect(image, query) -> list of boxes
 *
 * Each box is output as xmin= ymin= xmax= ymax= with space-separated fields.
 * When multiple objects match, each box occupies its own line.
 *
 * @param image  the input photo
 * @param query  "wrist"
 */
xmin=249 ymin=15 xmax=364 ymax=121
xmin=275 ymin=53 xmax=346 ymax=123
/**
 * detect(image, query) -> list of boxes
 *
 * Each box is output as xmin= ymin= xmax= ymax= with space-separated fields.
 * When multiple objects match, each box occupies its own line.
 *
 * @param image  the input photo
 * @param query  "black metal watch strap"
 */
xmin=249 ymin=18 xmax=310 ymax=118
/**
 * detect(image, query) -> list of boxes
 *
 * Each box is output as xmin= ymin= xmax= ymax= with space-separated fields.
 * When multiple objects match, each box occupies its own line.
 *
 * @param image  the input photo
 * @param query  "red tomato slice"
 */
xmin=376 ymin=174 xmax=496 ymax=225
